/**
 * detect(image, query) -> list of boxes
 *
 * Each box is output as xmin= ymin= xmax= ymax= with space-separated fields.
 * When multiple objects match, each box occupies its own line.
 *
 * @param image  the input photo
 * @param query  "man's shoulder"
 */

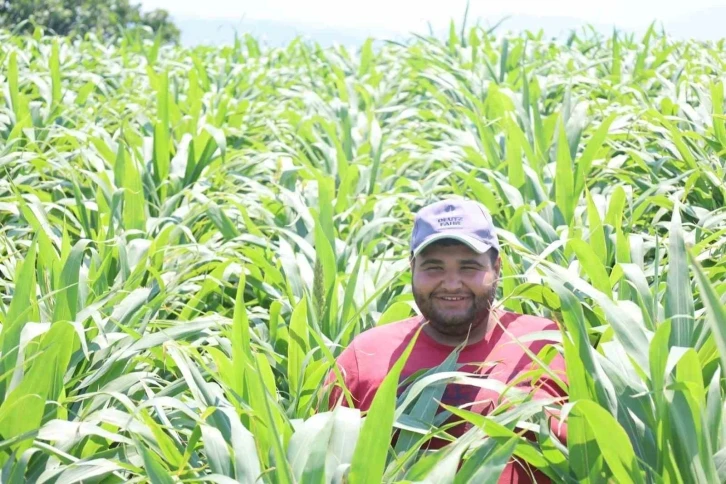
xmin=349 ymin=315 xmax=424 ymax=351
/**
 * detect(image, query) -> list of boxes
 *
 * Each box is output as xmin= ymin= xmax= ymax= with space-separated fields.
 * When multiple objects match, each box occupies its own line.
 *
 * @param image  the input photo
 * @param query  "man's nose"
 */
xmin=440 ymin=271 xmax=463 ymax=291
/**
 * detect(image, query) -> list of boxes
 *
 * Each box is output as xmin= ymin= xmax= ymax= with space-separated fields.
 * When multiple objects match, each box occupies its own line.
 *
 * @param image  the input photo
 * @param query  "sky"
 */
xmin=138 ymin=0 xmax=726 ymax=45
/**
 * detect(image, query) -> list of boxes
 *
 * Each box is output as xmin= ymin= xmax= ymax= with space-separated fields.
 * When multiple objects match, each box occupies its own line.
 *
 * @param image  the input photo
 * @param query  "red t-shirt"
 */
xmin=327 ymin=309 xmax=568 ymax=483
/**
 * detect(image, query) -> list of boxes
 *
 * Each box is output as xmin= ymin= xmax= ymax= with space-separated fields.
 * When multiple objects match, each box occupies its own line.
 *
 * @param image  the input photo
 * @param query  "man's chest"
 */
xmin=354 ymin=337 xmax=537 ymax=411
xmin=394 ymin=345 xmax=531 ymax=408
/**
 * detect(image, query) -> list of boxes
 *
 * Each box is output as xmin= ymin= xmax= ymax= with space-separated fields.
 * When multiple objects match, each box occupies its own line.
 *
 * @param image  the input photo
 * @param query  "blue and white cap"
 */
xmin=410 ymin=199 xmax=500 ymax=258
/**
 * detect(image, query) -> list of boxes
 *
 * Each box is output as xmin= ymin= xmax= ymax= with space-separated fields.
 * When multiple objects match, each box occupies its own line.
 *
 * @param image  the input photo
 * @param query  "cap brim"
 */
xmin=412 ymin=233 xmax=492 ymax=258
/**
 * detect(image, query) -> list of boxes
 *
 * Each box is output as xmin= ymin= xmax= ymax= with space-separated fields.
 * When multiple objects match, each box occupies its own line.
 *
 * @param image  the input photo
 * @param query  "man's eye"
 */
xmin=461 ymin=266 xmax=479 ymax=271
xmin=425 ymin=266 xmax=443 ymax=271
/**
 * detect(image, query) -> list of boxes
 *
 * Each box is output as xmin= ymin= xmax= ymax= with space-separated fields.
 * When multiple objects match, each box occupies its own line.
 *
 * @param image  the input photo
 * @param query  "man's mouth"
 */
xmin=435 ymin=295 xmax=471 ymax=302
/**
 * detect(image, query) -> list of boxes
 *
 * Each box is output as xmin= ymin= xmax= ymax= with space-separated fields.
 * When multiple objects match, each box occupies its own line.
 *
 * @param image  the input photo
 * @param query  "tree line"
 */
xmin=0 ymin=0 xmax=180 ymax=43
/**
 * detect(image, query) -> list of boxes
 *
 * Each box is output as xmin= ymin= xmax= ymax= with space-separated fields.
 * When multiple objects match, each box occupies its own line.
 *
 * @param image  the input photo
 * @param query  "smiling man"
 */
xmin=327 ymin=198 xmax=568 ymax=483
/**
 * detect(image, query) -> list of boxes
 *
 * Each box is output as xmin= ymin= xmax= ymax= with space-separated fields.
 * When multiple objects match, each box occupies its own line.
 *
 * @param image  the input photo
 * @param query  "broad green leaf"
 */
xmin=8 ymin=51 xmax=28 ymax=122
xmin=116 ymin=144 xmax=146 ymax=232
xmin=568 ymin=239 xmax=612 ymax=298
xmin=711 ymin=81 xmax=726 ymax=148
xmin=505 ymin=117 xmax=524 ymax=188
xmin=571 ymin=400 xmax=645 ymax=484
xmin=50 ymin=40 xmax=62 ymax=109
xmin=253 ymin=356 xmax=294 ymax=484
xmin=585 ymin=189 xmax=607 ymax=267
xmin=690 ymin=252 xmax=726 ymax=374
xmin=202 ymin=424 xmax=234 ymax=477
xmin=53 ymin=239 xmax=91 ymax=323
xmin=456 ymin=436 xmax=519 ymax=484
xmin=348 ymin=328 xmax=420 ymax=484
xmin=229 ymin=269 xmax=251 ymax=398
xmin=611 ymin=30 xmax=622 ymax=82
xmin=0 ymin=242 xmax=38 ymax=400
xmin=0 ymin=321 xmax=76 ymax=455
xmin=287 ymin=412 xmax=335 ymax=484
xmin=555 ymin=117 xmax=575 ymax=225
xmin=666 ymin=204 xmax=695 ymax=347
xmin=393 ymin=347 xmax=461 ymax=455
xmin=138 ymin=410 xmax=184 ymax=468
xmin=377 ymin=301 xmax=412 ymax=326
xmin=574 ymin=113 xmax=616 ymax=199
xmin=134 ymin=437 xmax=175 ymax=484
xmin=152 ymin=69 xmax=170 ymax=200
xmin=288 ymin=296 xmax=309 ymax=397
xmin=218 ymin=407 xmax=262 ymax=484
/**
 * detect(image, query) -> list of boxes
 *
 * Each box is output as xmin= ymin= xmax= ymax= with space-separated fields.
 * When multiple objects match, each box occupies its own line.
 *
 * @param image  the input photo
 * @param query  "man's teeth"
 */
xmin=441 ymin=296 xmax=466 ymax=300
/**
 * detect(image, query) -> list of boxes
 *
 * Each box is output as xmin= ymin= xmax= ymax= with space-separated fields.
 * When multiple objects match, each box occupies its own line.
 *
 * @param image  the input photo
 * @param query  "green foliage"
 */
xmin=0 ymin=22 xmax=724 ymax=483
xmin=0 ymin=0 xmax=180 ymax=43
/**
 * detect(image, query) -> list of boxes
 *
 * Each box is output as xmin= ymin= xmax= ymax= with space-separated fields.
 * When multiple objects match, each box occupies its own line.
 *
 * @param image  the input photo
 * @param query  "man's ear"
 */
xmin=494 ymin=254 xmax=502 ymax=275
xmin=409 ymin=253 xmax=416 ymax=273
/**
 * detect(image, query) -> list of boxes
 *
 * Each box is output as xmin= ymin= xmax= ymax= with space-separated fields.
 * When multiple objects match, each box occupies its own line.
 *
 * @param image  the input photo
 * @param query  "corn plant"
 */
xmin=0 ymin=22 xmax=724 ymax=483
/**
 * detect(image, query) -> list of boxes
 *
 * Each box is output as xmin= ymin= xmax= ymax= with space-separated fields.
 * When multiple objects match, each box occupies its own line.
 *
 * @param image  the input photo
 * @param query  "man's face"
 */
xmin=411 ymin=242 xmax=501 ymax=337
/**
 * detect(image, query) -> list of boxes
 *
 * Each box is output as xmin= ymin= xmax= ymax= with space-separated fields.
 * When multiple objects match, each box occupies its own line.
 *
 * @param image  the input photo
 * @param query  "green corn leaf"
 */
xmin=574 ymin=113 xmax=616 ymax=199
xmin=228 ymin=268 xmax=251 ymax=400
xmin=134 ymin=436 xmax=175 ymax=484
xmin=358 ymin=38 xmax=374 ymax=76
xmin=611 ymin=30 xmax=622 ymax=82
xmin=253 ymin=356 xmax=294 ymax=484
xmin=152 ymin=69 xmax=171 ymax=199
xmin=393 ymin=348 xmax=462 ymax=455
xmin=288 ymin=296 xmax=309 ymax=397
xmin=711 ymin=81 xmax=726 ymax=148
xmin=555 ymin=117 xmax=575 ymax=225
xmin=666 ymin=203 xmax=695 ymax=347
xmin=456 ymin=436 xmax=519 ymax=484
xmin=8 ymin=51 xmax=28 ymax=123
xmin=0 ymin=321 xmax=76 ymax=455
xmin=605 ymin=185 xmax=627 ymax=230
xmin=202 ymin=424 xmax=234 ymax=477
xmin=690 ymin=251 xmax=726 ymax=374
xmin=138 ymin=410 xmax=185 ymax=468
xmin=348 ymin=328 xmax=420 ymax=484
xmin=50 ymin=40 xmax=62 ymax=109
xmin=568 ymin=239 xmax=612 ymax=299
xmin=53 ymin=239 xmax=92 ymax=323
xmin=585 ymin=189 xmax=608 ymax=266
xmin=570 ymin=400 xmax=645 ymax=484
xmin=505 ymin=117 xmax=525 ymax=188
xmin=0 ymin=242 xmax=38 ymax=400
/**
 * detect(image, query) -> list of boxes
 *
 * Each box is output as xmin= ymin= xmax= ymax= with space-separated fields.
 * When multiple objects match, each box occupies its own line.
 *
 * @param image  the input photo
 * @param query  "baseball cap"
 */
xmin=410 ymin=199 xmax=500 ymax=258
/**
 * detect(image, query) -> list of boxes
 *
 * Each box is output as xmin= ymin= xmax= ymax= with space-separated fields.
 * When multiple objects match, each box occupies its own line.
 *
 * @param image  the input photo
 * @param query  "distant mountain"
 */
xmin=174 ymin=9 xmax=725 ymax=49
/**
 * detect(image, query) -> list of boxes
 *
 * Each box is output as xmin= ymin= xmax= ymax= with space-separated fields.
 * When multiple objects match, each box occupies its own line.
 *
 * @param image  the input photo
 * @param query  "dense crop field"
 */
xmin=0 ymin=24 xmax=725 ymax=483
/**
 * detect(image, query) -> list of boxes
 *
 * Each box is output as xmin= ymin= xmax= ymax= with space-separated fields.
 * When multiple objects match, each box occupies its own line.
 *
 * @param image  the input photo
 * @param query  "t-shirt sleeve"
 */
xmin=325 ymin=343 xmax=360 ymax=409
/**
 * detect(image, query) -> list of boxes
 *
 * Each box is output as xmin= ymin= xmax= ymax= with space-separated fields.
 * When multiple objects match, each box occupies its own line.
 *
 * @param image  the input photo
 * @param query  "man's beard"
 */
xmin=412 ymin=281 xmax=498 ymax=337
